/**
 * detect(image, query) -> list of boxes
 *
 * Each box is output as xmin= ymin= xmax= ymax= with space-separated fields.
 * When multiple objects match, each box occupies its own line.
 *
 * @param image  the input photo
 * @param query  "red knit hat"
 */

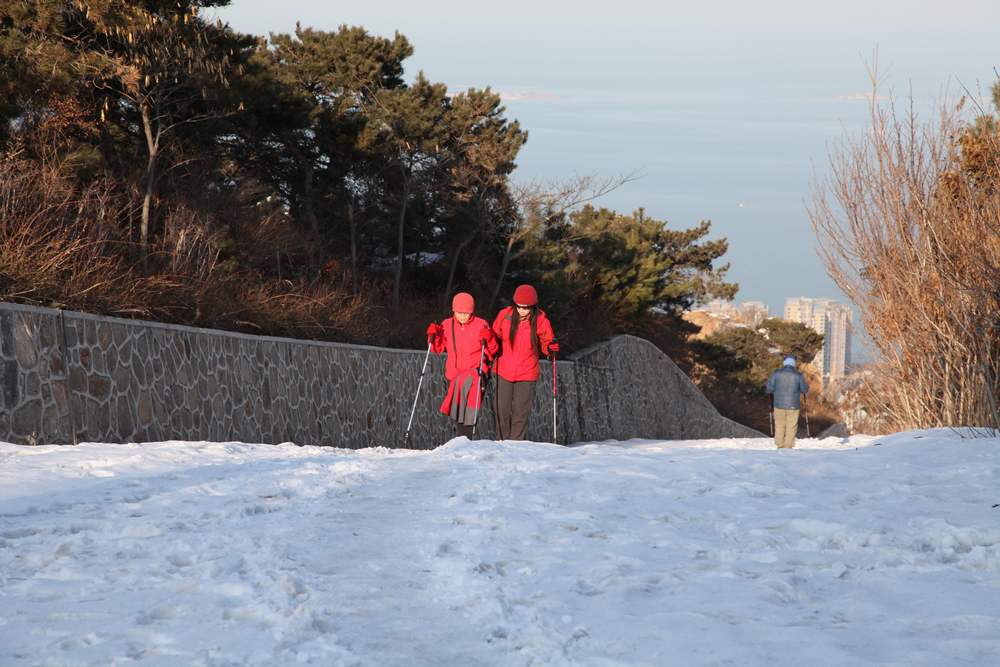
xmin=512 ymin=284 xmax=538 ymax=306
xmin=451 ymin=292 xmax=475 ymax=313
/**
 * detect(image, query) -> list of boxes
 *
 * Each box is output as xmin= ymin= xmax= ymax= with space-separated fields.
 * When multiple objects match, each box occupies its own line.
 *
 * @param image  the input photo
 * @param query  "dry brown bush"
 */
xmin=0 ymin=157 xmax=394 ymax=344
xmin=0 ymin=158 xmax=150 ymax=310
xmin=810 ymin=78 xmax=1000 ymax=433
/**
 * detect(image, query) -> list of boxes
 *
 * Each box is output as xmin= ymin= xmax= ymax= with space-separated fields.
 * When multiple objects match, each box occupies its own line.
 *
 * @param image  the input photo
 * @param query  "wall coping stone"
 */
xmin=0 ymin=302 xmax=421 ymax=356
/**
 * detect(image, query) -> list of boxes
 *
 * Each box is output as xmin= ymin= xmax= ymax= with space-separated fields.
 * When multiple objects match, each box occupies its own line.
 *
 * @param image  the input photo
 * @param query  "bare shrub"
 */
xmin=810 ymin=78 xmax=1000 ymax=432
xmin=0 ymin=158 xmax=146 ymax=310
xmin=0 ymin=157 xmax=392 ymax=344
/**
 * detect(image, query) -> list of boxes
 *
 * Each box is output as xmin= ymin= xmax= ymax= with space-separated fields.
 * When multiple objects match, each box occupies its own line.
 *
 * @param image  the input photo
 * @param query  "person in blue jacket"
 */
xmin=765 ymin=355 xmax=809 ymax=449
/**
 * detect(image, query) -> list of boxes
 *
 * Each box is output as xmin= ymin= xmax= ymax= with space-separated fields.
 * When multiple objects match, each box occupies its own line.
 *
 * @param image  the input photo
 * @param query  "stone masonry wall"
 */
xmin=0 ymin=303 xmax=760 ymax=447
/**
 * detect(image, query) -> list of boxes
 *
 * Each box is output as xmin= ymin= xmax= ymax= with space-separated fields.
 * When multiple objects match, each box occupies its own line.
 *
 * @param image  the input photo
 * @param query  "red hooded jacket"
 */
xmin=432 ymin=315 xmax=498 ymax=417
xmin=491 ymin=307 xmax=556 ymax=382
xmin=431 ymin=315 xmax=498 ymax=380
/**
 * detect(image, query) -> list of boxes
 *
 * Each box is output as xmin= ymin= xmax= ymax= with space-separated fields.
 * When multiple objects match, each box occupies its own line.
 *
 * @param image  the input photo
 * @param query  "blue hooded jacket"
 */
xmin=766 ymin=366 xmax=809 ymax=409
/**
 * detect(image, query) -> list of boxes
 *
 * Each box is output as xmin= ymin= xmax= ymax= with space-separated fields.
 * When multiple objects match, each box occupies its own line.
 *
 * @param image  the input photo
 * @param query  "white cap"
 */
xmin=783 ymin=356 xmax=796 ymax=367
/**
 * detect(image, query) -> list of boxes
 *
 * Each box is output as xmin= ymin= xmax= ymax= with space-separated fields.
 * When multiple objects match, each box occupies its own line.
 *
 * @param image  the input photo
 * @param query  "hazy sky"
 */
xmin=213 ymin=0 xmax=999 ymax=316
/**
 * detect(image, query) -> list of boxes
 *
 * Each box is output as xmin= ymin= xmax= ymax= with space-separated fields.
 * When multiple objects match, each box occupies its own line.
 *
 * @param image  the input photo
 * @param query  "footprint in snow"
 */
xmin=1 ymin=527 xmax=41 ymax=540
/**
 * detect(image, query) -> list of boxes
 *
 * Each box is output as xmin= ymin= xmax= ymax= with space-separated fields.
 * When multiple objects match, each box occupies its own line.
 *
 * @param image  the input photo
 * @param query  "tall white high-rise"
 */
xmin=783 ymin=297 xmax=852 ymax=384
xmin=824 ymin=303 xmax=852 ymax=381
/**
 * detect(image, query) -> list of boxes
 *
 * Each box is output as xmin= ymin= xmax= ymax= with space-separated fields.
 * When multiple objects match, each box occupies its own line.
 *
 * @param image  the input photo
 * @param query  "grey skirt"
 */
xmin=447 ymin=374 xmax=482 ymax=426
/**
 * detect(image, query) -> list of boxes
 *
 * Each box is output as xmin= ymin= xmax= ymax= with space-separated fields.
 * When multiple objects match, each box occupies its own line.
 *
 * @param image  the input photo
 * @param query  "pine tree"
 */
xmin=2 ymin=0 xmax=251 ymax=248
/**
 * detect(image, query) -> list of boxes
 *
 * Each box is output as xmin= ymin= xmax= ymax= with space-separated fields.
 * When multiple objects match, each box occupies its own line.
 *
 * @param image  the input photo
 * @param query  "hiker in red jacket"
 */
xmin=426 ymin=292 xmax=498 ymax=439
xmin=491 ymin=284 xmax=559 ymax=441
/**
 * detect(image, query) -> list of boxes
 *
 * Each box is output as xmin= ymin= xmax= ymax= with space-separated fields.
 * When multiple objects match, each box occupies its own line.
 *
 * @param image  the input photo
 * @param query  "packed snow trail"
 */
xmin=1 ymin=431 xmax=999 ymax=666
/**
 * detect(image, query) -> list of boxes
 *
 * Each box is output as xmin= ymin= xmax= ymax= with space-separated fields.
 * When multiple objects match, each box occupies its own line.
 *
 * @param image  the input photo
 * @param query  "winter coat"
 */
xmin=766 ymin=366 xmax=809 ymax=409
xmin=432 ymin=316 xmax=498 ymax=417
xmin=431 ymin=315 xmax=498 ymax=380
xmin=491 ymin=306 xmax=556 ymax=382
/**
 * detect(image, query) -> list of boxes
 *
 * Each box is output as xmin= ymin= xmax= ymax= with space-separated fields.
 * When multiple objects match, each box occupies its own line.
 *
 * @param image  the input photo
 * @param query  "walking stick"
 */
xmin=551 ymin=352 xmax=558 ymax=443
xmin=471 ymin=341 xmax=487 ymax=439
xmin=803 ymin=397 xmax=810 ymax=437
xmin=493 ymin=356 xmax=505 ymax=441
xmin=768 ymin=394 xmax=774 ymax=437
xmin=404 ymin=343 xmax=433 ymax=446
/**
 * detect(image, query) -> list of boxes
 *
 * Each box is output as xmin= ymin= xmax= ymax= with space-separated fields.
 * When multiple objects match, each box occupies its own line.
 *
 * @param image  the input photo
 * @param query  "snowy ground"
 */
xmin=1 ymin=430 xmax=999 ymax=666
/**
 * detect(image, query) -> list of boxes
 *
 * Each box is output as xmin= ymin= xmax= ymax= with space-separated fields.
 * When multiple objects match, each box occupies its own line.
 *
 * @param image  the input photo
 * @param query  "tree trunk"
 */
xmin=488 ymin=235 xmax=517 ymax=312
xmin=141 ymin=155 xmax=156 ymax=249
xmin=443 ymin=216 xmax=484 ymax=308
xmin=348 ymin=200 xmax=358 ymax=296
xmin=284 ymin=142 xmax=321 ymax=268
xmin=139 ymin=103 xmax=160 ymax=253
xmin=443 ymin=238 xmax=469 ymax=309
xmin=393 ymin=179 xmax=410 ymax=309
xmin=301 ymin=160 xmax=320 ymax=269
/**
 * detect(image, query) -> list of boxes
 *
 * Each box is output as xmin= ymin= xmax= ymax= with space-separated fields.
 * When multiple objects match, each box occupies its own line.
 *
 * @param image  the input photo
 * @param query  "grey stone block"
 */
xmin=85 ymin=320 xmax=97 ymax=347
xmin=135 ymin=332 xmax=149 ymax=361
xmin=138 ymin=392 xmax=153 ymax=425
xmin=0 ymin=312 xmax=13 ymax=358
xmin=113 ymin=325 xmax=129 ymax=348
xmin=113 ymin=364 xmax=130 ymax=391
xmin=12 ymin=399 xmax=42 ymax=437
xmin=14 ymin=317 xmax=37 ymax=367
xmin=63 ymin=322 xmax=80 ymax=348
xmin=1 ymin=360 xmax=17 ymax=409
xmin=39 ymin=319 xmax=55 ymax=349
xmin=131 ymin=361 xmax=147 ymax=387
xmin=89 ymin=375 xmax=112 ymax=401
xmin=69 ymin=365 xmax=86 ymax=395
xmin=97 ymin=322 xmax=112 ymax=347
xmin=49 ymin=354 xmax=64 ymax=375
xmin=43 ymin=403 xmax=65 ymax=443
xmin=26 ymin=372 xmax=39 ymax=399
xmin=52 ymin=381 xmax=69 ymax=414
xmin=93 ymin=348 xmax=107 ymax=375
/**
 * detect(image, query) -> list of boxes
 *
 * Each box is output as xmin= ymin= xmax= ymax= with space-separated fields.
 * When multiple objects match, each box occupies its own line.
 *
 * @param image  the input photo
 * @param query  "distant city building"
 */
xmin=698 ymin=299 xmax=738 ymax=318
xmin=783 ymin=297 xmax=853 ymax=384
xmin=740 ymin=301 xmax=770 ymax=327
xmin=695 ymin=299 xmax=770 ymax=326
xmin=825 ymin=303 xmax=853 ymax=382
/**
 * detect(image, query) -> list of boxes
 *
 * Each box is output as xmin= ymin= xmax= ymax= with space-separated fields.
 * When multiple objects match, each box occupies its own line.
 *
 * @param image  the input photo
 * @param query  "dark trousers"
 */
xmin=496 ymin=377 xmax=536 ymax=441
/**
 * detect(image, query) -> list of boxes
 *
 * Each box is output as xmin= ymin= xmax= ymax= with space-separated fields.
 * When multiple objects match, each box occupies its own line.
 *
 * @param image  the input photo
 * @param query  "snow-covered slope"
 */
xmin=1 ymin=431 xmax=998 ymax=665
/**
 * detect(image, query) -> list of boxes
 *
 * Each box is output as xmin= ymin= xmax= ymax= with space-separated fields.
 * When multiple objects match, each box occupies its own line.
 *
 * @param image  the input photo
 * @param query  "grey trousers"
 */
xmin=496 ymin=377 xmax=536 ymax=441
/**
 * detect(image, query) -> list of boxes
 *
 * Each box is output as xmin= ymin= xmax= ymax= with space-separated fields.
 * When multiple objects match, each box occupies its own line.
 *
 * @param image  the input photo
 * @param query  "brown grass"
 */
xmin=0 ymin=157 xmax=395 ymax=344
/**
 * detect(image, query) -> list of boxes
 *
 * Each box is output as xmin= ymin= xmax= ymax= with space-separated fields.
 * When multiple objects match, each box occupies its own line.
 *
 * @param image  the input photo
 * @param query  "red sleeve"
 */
xmin=430 ymin=318 xmax=447 ymax=354
xmin=537 ymin=311 xmax=556 ymax=355
xmin=481 ymin=321 xmax=499 ymax=358
xmin=491 ymin=309 xmax=506 ymax=340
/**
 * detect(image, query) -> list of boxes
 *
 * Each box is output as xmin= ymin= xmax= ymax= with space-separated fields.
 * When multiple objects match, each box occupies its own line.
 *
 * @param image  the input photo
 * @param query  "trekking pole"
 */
xmin=404 ymin=343 xmax=433 ymax=446
xmin=803 ymin=397 xmax=810 ymax=437
xmin=551 ymin=352 xmax=558 ymax=443
xmin=493 ymin=362 xmax=503 ymax=441
xmin=768 ymin=395 xmax=774 ymax=437
xmin=471 ymin=341 xmax=487 ymax=439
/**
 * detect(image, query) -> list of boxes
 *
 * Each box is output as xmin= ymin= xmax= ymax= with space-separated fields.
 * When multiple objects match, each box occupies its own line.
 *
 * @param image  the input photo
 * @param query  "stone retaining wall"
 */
xmin=0 ymin=303 xmax=760 ymax=447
